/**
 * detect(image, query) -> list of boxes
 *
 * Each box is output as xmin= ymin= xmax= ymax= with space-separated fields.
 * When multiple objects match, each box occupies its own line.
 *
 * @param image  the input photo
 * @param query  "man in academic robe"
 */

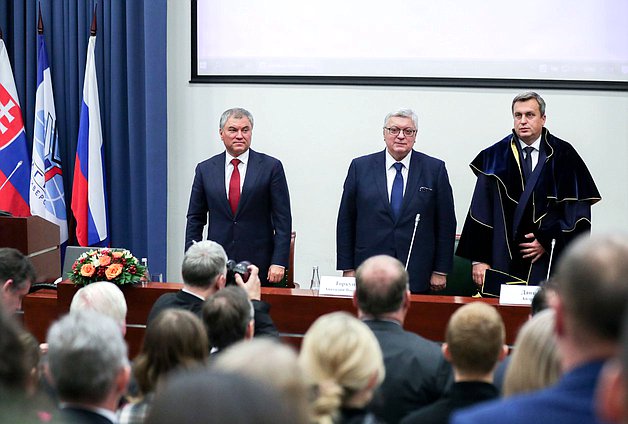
xmin=457 ymin=91 xmax=600 ymax=288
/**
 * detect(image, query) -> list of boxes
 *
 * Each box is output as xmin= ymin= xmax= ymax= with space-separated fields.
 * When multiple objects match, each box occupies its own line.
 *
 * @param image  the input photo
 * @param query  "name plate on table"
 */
xmin=318 ymin=276 xmax=356 ymax=297
xmin=499 ymin=284 xmax=541 ymax=305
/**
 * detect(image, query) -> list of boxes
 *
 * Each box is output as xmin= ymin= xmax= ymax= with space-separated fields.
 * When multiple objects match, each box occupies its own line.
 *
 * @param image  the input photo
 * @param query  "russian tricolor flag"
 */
xmin=0 ymin=37 xmax=31 ymax=216
xmin=71 ymin=32 xmax=108 ymax=247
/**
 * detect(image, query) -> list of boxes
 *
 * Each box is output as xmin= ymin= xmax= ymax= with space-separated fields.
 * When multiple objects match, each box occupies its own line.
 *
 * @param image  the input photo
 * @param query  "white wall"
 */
xmin=166 ymin=1 xmax=628 ymax=284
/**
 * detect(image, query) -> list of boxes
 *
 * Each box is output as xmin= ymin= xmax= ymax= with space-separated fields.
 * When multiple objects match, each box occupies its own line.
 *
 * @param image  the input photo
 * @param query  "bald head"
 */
xmin=355 ymin=255 xmax=408 ymax=317
xmin=553 ymin=233 xmax=628 ymax=344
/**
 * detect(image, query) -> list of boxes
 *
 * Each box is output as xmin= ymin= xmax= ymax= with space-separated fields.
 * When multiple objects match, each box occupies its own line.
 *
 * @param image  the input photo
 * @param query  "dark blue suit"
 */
xmin=451 ymin=361 xmax=606 ymax=424
xmin=337 ymin=149 xmax=456 ymax=293
xmin=185 ymin=149 xmax=292 ymax=283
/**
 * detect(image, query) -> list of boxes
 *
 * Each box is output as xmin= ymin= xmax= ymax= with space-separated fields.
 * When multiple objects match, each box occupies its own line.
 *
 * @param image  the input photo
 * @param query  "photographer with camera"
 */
xmin=147 ymin=241 xmax=278 ymax=338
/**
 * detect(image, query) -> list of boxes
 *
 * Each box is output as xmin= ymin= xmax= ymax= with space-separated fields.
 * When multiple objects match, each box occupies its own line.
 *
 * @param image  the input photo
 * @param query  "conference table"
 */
xmin=22 ymin=281 xmax=530 ymax=358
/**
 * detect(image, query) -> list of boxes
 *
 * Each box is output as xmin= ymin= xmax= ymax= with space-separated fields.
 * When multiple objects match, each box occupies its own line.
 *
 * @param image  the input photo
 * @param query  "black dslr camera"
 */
xmin=226 ymin=260 xmax=251 ymax=285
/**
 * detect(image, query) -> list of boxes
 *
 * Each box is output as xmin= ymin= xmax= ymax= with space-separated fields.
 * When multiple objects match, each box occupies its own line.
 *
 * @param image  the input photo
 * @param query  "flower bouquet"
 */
xmin=68 ymin=248 xmax=147 ymax=287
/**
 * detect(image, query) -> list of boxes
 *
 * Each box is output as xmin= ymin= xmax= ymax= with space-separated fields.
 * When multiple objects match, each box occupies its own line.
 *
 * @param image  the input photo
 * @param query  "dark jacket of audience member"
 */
xmin=354 ymin=255 xmax=453 ymax=424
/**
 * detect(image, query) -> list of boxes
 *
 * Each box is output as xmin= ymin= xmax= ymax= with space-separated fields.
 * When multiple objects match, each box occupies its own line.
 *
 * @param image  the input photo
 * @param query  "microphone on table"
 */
xmin=405 ymin=214 xmax=421 ymax=271
xmin=0 ymin=160 xmax=23 ymax=192
xmin=546 ymin=239 xmax=556 ymax=281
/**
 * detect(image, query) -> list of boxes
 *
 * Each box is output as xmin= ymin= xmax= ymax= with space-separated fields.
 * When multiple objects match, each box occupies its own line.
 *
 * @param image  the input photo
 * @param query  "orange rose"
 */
xmin=112 ymin=251 xmax=123 ymax=259
xmin=99 ymin=255 xmax=112 ymax=266
xmin=80 ymin=264 xmax=96 ymax=277
xmin=105 ymin=264 xmax=124 ymax=280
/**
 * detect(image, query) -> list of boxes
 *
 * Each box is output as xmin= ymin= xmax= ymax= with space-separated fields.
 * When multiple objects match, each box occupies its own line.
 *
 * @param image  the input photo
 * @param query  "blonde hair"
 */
xmin=503 ymin=309 xmax=561 ymax=396
xmin=298 ymin=312 xmax=385 ymax=424
xmin=446 ymin=302 xmax=505 ymax=375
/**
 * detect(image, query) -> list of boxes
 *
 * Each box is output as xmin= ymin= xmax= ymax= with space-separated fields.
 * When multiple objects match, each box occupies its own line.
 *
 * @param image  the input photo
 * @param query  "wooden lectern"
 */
xmin=0 ymin=216 xmax=61 ymax=283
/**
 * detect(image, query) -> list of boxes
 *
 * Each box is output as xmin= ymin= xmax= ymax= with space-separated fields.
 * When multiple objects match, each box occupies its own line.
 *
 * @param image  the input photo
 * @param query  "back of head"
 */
xmin=202 ymin=285 xmax=252 ymax=350
xmin=503 ymin=309 xmax=560 ymax=397
xmin=553 ymin=233 xmax=628 ymax=344
xmin=356 ymin=255 xmax=408 ymax=317
xmin=299 ymin=312 xmax=385 ymax=423
xmin=181 ymin=240 xmax=227 ymax=289
xmin=70 ymin=281 xmax=127 ymax=329
xmin=0 ymin=306 xmax=29 ymax=393
xmin=46 ymin=310 xmax=129 ymax=404
xmin=214 ymin=339 xmax=309 ymax=422
xmin=135 ymin=309 xmax=208 ymax=395
xmin=446 ymin=302 xmax=505 ymax=376
xmin=0 ymin=247 xmax=36 ymax=289
xmin=145 ymin=368 xmax=305 ymax=424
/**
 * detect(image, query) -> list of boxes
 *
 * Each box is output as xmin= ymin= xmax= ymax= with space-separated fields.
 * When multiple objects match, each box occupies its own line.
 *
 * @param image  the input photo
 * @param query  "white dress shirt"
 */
xmin=518 ymin=136 xmax=541 ymax=171
xmin=224 ymin=149 xmax=250 ymax=199
xmin=385 ymin=150 xmax=412 ymax=201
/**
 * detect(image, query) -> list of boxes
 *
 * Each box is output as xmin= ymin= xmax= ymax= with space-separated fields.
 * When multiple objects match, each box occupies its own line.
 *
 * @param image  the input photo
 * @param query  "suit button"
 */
xmin=234 ymin=221 xmax=237 ymax=225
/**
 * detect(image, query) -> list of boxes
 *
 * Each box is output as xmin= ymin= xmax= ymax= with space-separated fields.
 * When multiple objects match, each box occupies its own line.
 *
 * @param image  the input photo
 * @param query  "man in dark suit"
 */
xmin=147 ymin=240 xmax=277 ymax=338
xmin=337 ymin=109 xmax=456 ymax=293
xmin=401 ymin=302 xmax=506 ymax=424
xmin=47 ymin=310 xmax=130 ymax=424
xmin=354 ymin=255 xmax=453 ymax=424
xmin=452 ymin=233 xmax=628 ymax=424
xmin=185 ymin=107 xmax=292 ymax=285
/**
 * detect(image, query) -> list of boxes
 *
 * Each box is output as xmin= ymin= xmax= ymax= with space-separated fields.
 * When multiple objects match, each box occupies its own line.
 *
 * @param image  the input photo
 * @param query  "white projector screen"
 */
xmin=192 ymin=0 xmax=628 ymax=88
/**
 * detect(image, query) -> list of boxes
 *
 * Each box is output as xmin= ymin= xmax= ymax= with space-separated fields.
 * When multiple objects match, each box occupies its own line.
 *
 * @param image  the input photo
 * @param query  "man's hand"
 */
xmin=343 ymin=270 xmax=356 ymax=277
xmin=519 ymin=233 xmax=546 ymax=263
xmin=235 ymin=264 xmax=261 ymax=301
xmin=430 ymin=273 xmax=447 ymax=292
xmin=472 ymin=262 xmax=491 ymax=289
xmin=267 ymin=265 xmax=285 ymax=283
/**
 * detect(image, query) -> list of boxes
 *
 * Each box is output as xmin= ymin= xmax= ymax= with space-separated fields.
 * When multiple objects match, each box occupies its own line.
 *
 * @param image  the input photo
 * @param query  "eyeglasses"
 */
xmin=384 ymin=127 xmax=417 ymax=137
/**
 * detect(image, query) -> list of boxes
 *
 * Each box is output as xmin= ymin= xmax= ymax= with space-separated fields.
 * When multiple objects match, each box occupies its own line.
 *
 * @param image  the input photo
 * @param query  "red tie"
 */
xmin=229 ymin=158 xmax=241 ymax=215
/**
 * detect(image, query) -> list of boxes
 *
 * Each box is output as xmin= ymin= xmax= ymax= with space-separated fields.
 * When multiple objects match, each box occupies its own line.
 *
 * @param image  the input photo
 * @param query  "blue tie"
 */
xmin=391 ymin=162 xmax=404 ymax=219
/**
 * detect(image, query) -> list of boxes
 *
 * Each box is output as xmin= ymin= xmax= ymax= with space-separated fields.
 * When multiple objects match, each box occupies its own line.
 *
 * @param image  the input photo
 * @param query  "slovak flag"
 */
xmin=30 ymin=31 xmax=68 ymax=243
xmin=0 ymin=37 xmax=31 ymax=216
xmin=72 ymin=32 xmax=108 ymax=246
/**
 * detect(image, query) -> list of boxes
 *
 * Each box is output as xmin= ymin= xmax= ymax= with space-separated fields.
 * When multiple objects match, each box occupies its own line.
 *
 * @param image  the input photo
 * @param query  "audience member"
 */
xmin=202 ymin=285 xmax=254 ymax=353
xmin=596 ymin=304 xmax=628 ymax=424
xmin=118 ymin=309 xmax=208 ymax=424
xmin=493 ymin=286 xmax=554 ymax=391
xmin=147 ymin=240 xmax=278 ymax=337
xmin=145 ymin=369 xmax=306 ymax=424
xmin=401 ymin=302 xmax=507 ymax=424
xmin=0 ymin=247 xmax=36 ymax=313
xmin=71 ymin=281 xmax=128 ymax=334
xmin=354 ymin=255 xmax=452 ymax=423
xmin=1 ymin=305 xmax=61 ymax=423
xmin=502 ymin=309 xmax=561 ymax=397
xmin=213 ymin=338 xmax=309 ymax=423
xmin=452 ymin=233 xmax=628 ymax=424
xmin=46 ymin=310 xmax=131 ymax=424
xmin=299 ymin=311 xmax=386 ymax=424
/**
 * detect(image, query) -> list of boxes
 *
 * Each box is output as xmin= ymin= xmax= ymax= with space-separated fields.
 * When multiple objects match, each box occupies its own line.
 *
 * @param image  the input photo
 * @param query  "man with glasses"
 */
xmin=337 ymin=109 xmax=456 ymax=293
xmin=185 ymin=108 xmax=292 ymax=285
xmin=456 ymin=92 xmax=600 ymax=288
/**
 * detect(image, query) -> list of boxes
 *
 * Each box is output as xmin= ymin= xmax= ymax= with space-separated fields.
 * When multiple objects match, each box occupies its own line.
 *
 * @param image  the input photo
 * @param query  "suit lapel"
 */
xmin=210 ymin=152 xmax=232 ymax=216
xmin=237 ymin=149 xmax=260 ymax=216
xmin=402 ymin=150 xmax=422 ymax=215
xmin=373 ymin=151 xmax=393 ymax=218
